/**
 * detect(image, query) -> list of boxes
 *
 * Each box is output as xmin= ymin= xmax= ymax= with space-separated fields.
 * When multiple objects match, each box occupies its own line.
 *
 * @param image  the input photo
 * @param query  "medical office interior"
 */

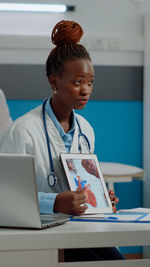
xmin=1 ymin=0 xmax=150 ymax=260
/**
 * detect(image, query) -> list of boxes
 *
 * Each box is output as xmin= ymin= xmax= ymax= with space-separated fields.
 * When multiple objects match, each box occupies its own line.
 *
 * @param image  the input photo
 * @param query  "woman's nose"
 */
xmin=80 ymin=84 xmax=91 ymax=95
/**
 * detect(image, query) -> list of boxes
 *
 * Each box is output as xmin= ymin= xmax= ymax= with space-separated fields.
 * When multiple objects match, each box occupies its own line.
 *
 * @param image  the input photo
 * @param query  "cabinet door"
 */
xmin=0 ymin=249 xmax=58 ymax=267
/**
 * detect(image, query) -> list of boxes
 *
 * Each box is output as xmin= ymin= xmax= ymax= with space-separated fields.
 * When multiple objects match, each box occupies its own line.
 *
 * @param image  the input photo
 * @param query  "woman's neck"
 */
xmin=50 ymin=97 xmax=73 ymax=133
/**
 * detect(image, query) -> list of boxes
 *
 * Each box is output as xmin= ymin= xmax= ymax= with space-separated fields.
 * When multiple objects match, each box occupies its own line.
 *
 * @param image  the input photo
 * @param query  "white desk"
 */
xmin=100 ymin=162 xmax=144 ymax=191
xmin=0 ymin=221 xmax=150 ymax=267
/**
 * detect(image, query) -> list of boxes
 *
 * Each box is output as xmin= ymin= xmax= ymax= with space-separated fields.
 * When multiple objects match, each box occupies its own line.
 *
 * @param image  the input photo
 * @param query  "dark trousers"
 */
xmin=64 ymin=247 xmax=125 ymax=261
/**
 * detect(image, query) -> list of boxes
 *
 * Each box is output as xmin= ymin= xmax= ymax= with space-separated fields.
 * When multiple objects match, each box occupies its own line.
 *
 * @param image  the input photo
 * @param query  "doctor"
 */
xmin=0 ymin=20 xmax=118 ymax=215
xmin=0 ymin=20 xmax=124 ymax=260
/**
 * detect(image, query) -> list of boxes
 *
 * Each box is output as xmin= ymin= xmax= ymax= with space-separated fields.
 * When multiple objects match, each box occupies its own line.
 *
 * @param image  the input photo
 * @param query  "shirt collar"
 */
xmin=45 ymin=97 xmax=76 ymax=138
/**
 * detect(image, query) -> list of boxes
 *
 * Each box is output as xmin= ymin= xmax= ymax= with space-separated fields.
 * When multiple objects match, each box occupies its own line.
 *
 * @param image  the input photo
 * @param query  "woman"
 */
xmin=0 ymin=20 xmax=124 ymax=261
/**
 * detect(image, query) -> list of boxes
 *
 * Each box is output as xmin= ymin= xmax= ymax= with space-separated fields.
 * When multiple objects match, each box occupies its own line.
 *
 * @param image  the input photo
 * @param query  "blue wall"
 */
xmin=8 ymin=99 xmax=143 ymax=255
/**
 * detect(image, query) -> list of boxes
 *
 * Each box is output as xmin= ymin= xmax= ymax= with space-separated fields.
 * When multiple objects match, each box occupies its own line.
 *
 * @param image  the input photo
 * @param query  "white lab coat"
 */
xmin=0 ymin=89 xmax=12 ymax=131
xmin=0 ymin=105 xmax=95 ymax=194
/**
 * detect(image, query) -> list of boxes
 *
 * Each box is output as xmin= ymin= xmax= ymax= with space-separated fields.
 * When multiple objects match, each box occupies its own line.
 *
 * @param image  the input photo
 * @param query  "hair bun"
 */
xmin=51 ymin=20 xmax=84 ymax=46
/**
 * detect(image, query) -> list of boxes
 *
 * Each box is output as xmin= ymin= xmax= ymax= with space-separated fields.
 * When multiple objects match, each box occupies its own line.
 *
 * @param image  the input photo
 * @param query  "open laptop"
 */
xmin=0 ymin=153 xmax=70 ymax=229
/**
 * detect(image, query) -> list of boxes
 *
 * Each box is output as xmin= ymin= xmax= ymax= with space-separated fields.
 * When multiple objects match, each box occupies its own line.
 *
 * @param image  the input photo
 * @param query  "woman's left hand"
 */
xmin=109 ymin=190 xmax=119 ymax=213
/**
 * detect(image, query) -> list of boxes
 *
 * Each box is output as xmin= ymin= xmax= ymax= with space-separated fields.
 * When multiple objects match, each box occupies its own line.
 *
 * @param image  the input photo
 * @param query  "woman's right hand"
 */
xmin=53 ymin=191 xmax=88 ymax=215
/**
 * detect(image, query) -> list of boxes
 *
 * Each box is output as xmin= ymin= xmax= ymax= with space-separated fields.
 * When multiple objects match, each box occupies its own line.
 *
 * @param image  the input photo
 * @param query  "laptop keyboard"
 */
xmin=40 ymin=214 xmax=70 ymax=229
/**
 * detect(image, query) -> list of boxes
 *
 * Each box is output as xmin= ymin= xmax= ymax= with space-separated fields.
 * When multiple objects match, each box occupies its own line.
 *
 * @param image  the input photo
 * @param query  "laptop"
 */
xmin=0 ymin=153 xmax=70 ymax=229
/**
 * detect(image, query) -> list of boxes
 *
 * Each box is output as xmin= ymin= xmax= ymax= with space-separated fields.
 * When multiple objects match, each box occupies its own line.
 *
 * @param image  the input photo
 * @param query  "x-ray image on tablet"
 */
xmin=60 ymin=154 xmax=113 ymax=214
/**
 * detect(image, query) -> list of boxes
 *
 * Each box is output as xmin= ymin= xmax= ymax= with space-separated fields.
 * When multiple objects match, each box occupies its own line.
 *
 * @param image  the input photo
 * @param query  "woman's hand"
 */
xmin=54 ymin=191 xmax=88 ymax=215
xmin=109 ymin=190 xmax=119 ymax=213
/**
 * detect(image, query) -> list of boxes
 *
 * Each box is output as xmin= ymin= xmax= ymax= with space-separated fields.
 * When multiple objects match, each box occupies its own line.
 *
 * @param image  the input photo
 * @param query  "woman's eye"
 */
xmin=88 ymin=80 xmax=94 ymax=86
xmin=74 ymin=80 xmax=81 ymax=85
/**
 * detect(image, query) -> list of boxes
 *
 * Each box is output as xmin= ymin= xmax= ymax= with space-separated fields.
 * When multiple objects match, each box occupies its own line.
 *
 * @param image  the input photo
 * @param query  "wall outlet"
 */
xmin=107 ymin=38 xmax=120 ymax=50
xmin=91 ymin=38 xmax=105 ymax=50
xmin=131 ymin=0 xmax=144 ymax=4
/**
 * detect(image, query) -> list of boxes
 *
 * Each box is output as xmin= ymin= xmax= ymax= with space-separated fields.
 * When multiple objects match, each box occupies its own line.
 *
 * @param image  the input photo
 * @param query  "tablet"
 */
xmin=60 ymin=153 xmax=113 ymax=214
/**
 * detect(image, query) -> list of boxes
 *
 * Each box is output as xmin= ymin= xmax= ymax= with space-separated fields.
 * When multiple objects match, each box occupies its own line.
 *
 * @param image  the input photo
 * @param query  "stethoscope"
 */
xmin=42 ymin=98 xmax=91 ymax=187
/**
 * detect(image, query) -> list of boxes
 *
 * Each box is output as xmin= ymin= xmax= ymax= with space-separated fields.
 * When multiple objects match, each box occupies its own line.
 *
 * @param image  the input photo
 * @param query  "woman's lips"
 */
xmin=80 ymin=99 xmax=88 ymax=105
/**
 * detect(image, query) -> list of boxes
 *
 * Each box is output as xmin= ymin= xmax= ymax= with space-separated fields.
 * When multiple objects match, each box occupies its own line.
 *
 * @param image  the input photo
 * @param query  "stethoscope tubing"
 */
xmin=42 ymin=99 xmax=55 ymax=173
xmin=76 ymin=117 xmax=91 ymax=152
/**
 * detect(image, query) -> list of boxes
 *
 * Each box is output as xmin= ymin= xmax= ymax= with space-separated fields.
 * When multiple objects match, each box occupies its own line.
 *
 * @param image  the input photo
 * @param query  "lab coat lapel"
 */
xmin=45 ymin=113 xmax=67 ymax=153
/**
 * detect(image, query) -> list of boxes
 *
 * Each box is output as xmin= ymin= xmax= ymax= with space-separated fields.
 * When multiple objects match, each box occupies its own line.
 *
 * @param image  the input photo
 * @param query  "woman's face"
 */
xmin=50 ymin=59 xmax=94 ymax=110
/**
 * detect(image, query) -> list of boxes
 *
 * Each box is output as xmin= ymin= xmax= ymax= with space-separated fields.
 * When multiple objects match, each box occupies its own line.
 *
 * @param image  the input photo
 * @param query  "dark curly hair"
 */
xmin=46 ymin=20 xmax=91 ymax=77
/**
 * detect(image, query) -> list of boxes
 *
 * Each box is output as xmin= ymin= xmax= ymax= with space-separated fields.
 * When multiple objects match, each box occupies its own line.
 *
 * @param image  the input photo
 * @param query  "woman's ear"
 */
xmin=49 ymin=74 xmax=59 ymax=95
xmin=48 ymin=74 xmax=57 ymax=89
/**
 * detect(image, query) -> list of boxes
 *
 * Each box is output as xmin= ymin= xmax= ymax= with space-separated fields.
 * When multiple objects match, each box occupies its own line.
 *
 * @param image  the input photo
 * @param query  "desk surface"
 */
xmin=1 ymin=221 xmax=150 ymax=251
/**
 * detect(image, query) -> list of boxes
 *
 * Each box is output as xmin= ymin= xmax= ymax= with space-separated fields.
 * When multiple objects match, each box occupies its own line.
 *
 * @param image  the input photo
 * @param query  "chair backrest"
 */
xmin=0 ymin=89 xmax=12 ymax=131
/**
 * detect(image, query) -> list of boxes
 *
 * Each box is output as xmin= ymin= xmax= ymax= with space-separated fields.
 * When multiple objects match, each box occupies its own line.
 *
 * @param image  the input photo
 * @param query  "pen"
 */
xmin=107 ymin=216 xmax=118 ymax=220
xmin=98 ymin=216 xmax=118 ymax=220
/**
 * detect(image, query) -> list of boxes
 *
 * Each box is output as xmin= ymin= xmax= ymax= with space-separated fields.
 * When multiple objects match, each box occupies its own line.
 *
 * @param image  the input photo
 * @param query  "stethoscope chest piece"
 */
xmin=47 ymin=173 xmax=57 ymax=187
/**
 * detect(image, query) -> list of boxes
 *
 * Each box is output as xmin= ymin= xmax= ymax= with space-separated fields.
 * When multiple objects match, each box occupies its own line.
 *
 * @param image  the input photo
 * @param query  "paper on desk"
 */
xmin=72 ymin=213 xmax=150 ymax=222
xmin=119 ymin=207 xmax=150 ymax=213
xmin=139 ymin=213 xmax=150 ymax=221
